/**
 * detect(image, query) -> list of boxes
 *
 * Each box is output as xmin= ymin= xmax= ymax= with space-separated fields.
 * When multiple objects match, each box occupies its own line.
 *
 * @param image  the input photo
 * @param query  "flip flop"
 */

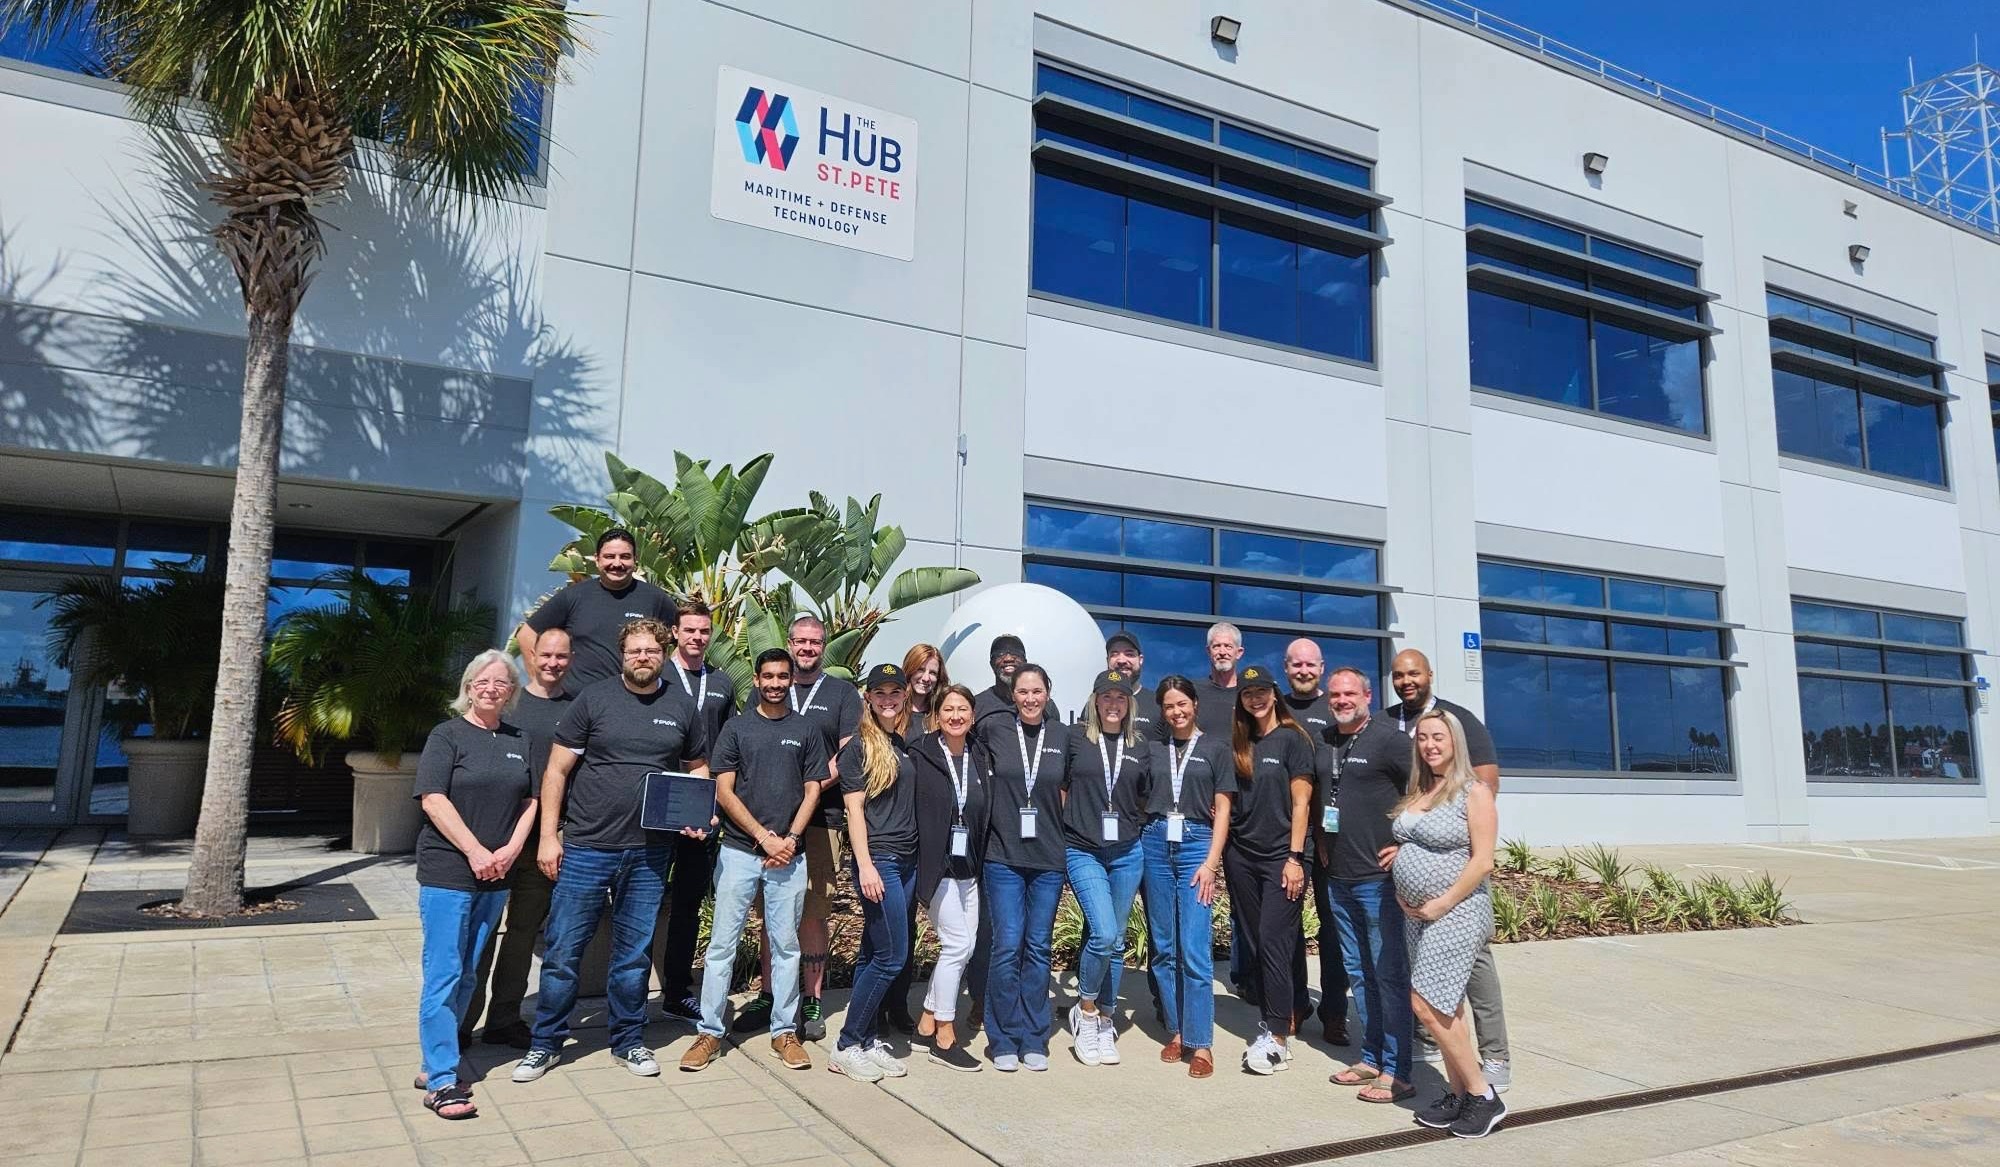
xmin=1330 ymin=1065 xmax=1380 ymax=1085
xmin=1357 ymin=1082 xmax=1415 ymax=1104
xmin=423 ymin=1083 xmax=477 ymax=1120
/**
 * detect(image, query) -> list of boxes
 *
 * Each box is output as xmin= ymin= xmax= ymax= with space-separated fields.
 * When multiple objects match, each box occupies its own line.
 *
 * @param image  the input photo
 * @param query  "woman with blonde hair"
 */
xmin=832 ymin=662 xmax=921 ymax=1082
xmin=899 ymin=643 xmax=950 ymax=735
xmin=1391 ymin=709 xmax=1504 ymax=1139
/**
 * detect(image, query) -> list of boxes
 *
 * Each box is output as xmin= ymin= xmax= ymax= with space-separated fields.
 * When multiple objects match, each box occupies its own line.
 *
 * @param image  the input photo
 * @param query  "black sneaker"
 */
xmin=660 ymin=993 xmax=702 ymax=1023
xmin=1414 ymin=1092 xmax=1463 ymax=1129
xmin=731 ymin=994 xmax=773 ymax=1033
xmin=885 ymin=1008 xmax=917 ymax=1034
xmin=929 ymin=1042 xmax=983 ymax=1072
xmin=800 ymin=996 xmax=826 ymax=1042
xmin=1449 ymin=1092 xmax=1507 ymax=1139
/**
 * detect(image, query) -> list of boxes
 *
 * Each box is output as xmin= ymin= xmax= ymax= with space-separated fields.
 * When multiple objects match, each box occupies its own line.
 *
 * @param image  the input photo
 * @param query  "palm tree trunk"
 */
xmin=180 ymin=307 xmax=292 ymax=915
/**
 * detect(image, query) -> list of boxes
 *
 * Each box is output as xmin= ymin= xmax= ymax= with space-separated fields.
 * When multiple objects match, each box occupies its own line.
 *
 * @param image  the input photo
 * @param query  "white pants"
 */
xmin=922 ymin=877 xmax=981 ymax=1022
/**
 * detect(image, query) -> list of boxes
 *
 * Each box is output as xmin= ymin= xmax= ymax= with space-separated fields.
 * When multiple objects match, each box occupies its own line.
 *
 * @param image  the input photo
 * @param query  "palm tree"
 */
xmin=0 ymin=2 xmax=587 ymax=914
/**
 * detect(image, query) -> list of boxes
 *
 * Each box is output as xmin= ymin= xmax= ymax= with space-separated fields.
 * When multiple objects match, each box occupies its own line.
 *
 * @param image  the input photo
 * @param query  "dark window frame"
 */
xmin=1767 ymin=289 xmax=1951 ymax=488
xmin=1792 ymin=597 xmax=1979 ymax=784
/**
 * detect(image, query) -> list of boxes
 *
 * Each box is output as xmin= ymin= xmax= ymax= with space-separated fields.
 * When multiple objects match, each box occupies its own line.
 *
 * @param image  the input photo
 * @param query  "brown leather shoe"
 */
xmin=771 ymin=1032 xmax=811 ymax=1070
xmin=679 ymin=1033 xmax=722 ymax=1072
xmin=1160 ymin=1036 xmax=1183 ymax=1063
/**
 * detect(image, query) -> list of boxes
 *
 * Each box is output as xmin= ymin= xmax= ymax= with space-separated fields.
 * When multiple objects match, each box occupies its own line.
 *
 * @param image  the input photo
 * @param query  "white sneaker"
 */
xmin=1482 ymin=1059 xmax=1512 ymax=1094
xmin=1023 ymin=1052 xmax=1049 ymax=1072
xmin=1069 ymin=1004 xmax=1101 ymax=1066
xmin=865 ymin=1040 xmax=909 ymax=1078
xmin=993 ymin=1053 xmax=1020 ymax=1073
xmin=1095 ymin=1013 xmax=1121 ymax=1065
xmin=829 ymin=1044 xmax=885 ymax=1083
xmin=1243 ymin=1032 xmax=1292 ymax=1076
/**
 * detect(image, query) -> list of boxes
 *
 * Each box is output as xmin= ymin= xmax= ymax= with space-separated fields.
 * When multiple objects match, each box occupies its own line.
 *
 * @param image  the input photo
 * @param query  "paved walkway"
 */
xmin=0 ymin=832 xmax=1993 ymax=1165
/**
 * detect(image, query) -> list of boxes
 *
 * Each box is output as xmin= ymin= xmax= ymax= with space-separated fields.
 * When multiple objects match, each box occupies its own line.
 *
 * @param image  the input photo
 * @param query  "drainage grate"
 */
xmin=1194 ymin=1029 xmax=2000 ymax=1167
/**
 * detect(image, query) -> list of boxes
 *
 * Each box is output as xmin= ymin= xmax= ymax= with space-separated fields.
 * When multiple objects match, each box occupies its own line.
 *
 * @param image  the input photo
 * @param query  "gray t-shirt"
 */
xmin=1146 ymin=732 xmax=1238 ymax=824
xmin=552 ymin=678 xmax=707 ymax=850
xmin=838 ymin=733 xmax=920 ymax=859
xmin=523 ymin=577 xmax=678 ymax=690
xmin=976 ymin=716 xmax=1070 ymax=872
xmin=711 ymin=707 xmax=827 ymax=855
xmin=413 ymin=716 xmax=534 ymax=891
xmin=1062 ymin=732 xmax=1152 ymax=849
xmin=791 ymin=674 xmax=862 ymax=826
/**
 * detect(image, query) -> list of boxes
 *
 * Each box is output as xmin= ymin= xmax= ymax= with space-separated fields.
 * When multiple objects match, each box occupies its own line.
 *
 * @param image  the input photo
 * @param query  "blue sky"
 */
xmin=1464 ymin=1 xmax=2000 ymax=173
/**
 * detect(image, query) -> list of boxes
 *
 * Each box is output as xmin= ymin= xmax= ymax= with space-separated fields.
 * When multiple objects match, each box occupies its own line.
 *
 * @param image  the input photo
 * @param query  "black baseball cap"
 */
xmin=1105 ymin=630 xmax=1143 ymax=655
xmin=862 ymin=662 xmax=907 ymax=690
xmin=989 ymin=634 xmax=1026 ymax=662
xmin=1092 ymin=669 xmax=1135 ymax=696
xmin=1237 ymin=664 xmax=1278 ymax=692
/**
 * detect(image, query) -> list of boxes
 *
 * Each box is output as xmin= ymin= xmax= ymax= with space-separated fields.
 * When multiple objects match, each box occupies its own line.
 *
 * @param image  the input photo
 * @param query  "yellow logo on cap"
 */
xmin=1108 ymin=670 xmax=1123 ymax=681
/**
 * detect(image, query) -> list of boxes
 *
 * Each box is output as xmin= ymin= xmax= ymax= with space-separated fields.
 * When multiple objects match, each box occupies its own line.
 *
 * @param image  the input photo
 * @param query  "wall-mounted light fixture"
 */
xmin=1848 ymin=243 xmax=1871 ymax=264
xmin=1582 ymin=151 xmax=1609 ymax=176
xmin=1210 ymin=15 xmax=1242 ymax=45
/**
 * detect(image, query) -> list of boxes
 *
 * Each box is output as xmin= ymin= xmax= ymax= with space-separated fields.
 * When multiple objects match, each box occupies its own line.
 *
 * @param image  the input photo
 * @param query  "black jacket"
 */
xmin=908 ymin=729 xmax=992 ymax=904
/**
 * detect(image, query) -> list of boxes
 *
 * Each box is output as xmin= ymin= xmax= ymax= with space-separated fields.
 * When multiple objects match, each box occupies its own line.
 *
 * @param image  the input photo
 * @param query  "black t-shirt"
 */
xmin=976 ymin=715 xmax=1070 ymax=872
xmin=1284 ymin=691 xmax=1333 ymax=745
xmin=1062 ymin=732 xmax=1152 ymax=848
xmin=710 ymin=706 xmax=827 ymax=855
xmin=909 ymin=730 xmax=991 ymax=893
xmin=972 ymin=682 xmax=1015 ymax=729
xmin=1194 ymin=679 xmax=1239 ymax=740
xmin=523 ymin=577 xmax=679 ymax=690
xmin=665 ymin=658 xmax=737 ymax=751
xmin=552 ymin=678 xmax=707 ymax=850
xmin=1324 ymin=717 xmax=1414 ymax=881
xmin=513 ymin=688 xmax=574 ymax=784
xmin=413 ymin=716 xmax=534 ymax=891
xmin=1386 ymin=696 xmax=1499 ymax=770
xmin=789 ymin=674 xmax=861 ymax=826
xmin=838 ymin=733 xmax=920 ymax=859
xmin=1146 ymin=732 xmax=1238 ymax=824
xmin=1076 ymin=678 xmax=1165 ymax=741
xmin=1227 ymin=724 xmax=1315 ymax=862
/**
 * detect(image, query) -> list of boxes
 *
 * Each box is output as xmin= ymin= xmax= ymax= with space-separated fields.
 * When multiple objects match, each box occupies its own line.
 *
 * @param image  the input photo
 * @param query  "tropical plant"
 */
xmin=0 ymin=1 xmax=587 ymax=916
xmin=1577 ymin=843 xmax=1633 ymax=889
xmin=1643 ymin=864 xmax=1683 ymax=898
xmin=1606 ymin=886 xmax=1647 ymax=934
xmin=37 ymin=562 xmax=225 ymax=740
xmin=1529 ymin=883 xmax=1567 ymax=938
xmin=1548 ymin=850 xmax=1583 ymax=884
xmin=267 ymin=573 xmax=493 ymax=765
xmin=1499 ymin=837 xmax=1537 ymax=875
xmin=1571 ymin=895 xmax=1606 ymax=935
xmin=1740 ymin=873 xmax=1794 ymax=925
xmin=1491 ymin=886 xmax=1527 ymax=943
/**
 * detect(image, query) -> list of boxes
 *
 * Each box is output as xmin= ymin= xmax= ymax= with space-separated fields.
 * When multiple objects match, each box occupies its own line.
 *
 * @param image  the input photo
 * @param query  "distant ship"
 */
xmin=0 ymin=657 xmax=66 ymax=725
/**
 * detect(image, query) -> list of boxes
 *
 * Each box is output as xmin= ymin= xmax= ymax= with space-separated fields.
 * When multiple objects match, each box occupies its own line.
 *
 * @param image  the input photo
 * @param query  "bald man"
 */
xmin=1382 ymin=648 xmax=1511 ymax=1092
xmin=1280 ymin=638 xmax=1348 ymax=1043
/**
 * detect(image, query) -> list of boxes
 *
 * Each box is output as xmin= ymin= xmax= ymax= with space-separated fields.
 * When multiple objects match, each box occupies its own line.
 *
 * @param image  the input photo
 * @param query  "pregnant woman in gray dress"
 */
xmin=1389 ymin=709 xmax=1505 ymax=1140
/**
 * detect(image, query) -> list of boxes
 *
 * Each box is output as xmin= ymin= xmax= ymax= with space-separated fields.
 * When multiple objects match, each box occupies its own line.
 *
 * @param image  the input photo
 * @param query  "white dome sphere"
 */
xmin=938 ymin=583 xmax=1105 ymax=720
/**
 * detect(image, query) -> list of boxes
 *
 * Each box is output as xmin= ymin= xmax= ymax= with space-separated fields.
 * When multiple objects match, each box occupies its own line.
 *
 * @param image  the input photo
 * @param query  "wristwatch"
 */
xmin=1286 ymin=850 xmax=1306 ymax=864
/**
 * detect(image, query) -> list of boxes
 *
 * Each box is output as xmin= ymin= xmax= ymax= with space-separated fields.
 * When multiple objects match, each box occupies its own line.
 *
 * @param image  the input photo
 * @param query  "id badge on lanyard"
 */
xmin=1166 ymin=730 xmax=1201 ymax=845
xmin=1097 ymin=735 xmax=1125 ymax=844
xmin=1322 ymin=805 xmax=1340 ymax=833
xmin=1019 ymin=807 xmax=1038 ymax=838
xmin=950 ymin=824 xmax=970 ymax=857
xmin=1100 ymin=811 xmax=1121 ymax=843
xmin=1016 ymin=719 xmax=1046 ymax=840
xmin=1166 ymin=812 xmax=1186 ymax=843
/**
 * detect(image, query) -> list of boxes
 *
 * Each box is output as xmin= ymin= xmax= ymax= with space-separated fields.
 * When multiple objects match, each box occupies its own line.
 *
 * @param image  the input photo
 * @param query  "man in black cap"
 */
xmin=1104 ymin=630 xmax=1165 ymax=742
xmin=973 ymin=633 xmax=1026 ymax=728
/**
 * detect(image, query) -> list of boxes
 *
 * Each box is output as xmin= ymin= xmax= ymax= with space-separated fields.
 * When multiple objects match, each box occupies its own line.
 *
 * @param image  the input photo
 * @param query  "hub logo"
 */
xmin=735 ymin=87 xmax=799 ymax=171
xmin=713 ymin=65 xmax=920 ymax=261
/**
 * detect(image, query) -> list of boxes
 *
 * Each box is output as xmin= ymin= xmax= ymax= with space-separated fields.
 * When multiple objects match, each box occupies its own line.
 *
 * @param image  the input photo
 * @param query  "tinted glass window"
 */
xmin=1124 ymin=517 xmax=1210 ymax=564
xmin=1798 ymin=677 xmax=1891 ymax=778
xmin=1792 ymin=601 xmax=1877 ymax=639
xmin=1465 ymin=200 xmax=1587 ymax=251
xmin=1613 ymin=663 xmax=1731 ymax=773
xmin=0 ymin=512 xmax=117 ymax=567
xmin=1773 ymin=370 xmax=1863 ymax=468
xmin=1025 ymin=562 xmax=1121 ymax=607
xmin=1025 ymin=505 xmax=1120 ymax=555
xmin=1590 ymin=238 xmax=1699 ymax=286
xmin=1484 ymin=651 xmax=1613 ymax=771
xmin=1595 ymin=322 xmax=1705 ymax=432
xmin=1467 ymin=290 xmax=1589 ymax=408
xmin=1860 ymin=393 xmax=1944 ymax=486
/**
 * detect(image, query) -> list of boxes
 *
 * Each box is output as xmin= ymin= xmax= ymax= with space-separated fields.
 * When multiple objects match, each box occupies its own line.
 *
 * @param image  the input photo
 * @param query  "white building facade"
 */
xmin=3 ymin=1 xmax=1998 ymax=845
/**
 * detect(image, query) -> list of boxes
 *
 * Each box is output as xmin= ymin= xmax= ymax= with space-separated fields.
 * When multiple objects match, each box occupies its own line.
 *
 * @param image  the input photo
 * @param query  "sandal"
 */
xmin=1188 ymin=1050 xmax=1214 ymax=1079
xmin=1357 ymin=1082 xmax=1414 ymax=1104
xmin=423 ymin=1083 xmax=477 ymax=1120
xmin=1160 ymin=1037 xmax=1183 ymax=1063
xmin=1330 ymin=1065 xmax=1380 ymax=1085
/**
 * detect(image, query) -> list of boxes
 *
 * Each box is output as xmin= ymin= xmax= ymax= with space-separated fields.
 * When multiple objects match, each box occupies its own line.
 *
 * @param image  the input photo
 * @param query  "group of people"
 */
xmin=408 ymin=527 xmax=1512 ymax=1140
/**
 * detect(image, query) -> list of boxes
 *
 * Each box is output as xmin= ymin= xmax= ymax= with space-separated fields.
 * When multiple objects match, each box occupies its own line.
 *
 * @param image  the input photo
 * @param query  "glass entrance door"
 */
xmin=0 ymin=575 xmax=95 ymax=823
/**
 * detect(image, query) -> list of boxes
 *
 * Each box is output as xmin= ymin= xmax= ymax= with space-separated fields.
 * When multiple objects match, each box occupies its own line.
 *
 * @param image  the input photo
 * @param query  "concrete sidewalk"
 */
xmin=0 ymin=832 xmax=1992 ymax=1165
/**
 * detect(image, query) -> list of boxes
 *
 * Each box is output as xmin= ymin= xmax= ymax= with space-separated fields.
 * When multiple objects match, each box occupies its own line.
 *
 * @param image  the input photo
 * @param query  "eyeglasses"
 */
xmin=623 ymin=648 xmax=664 ymax=659
xmin=470 ymin=680 xmax=515 ymax=693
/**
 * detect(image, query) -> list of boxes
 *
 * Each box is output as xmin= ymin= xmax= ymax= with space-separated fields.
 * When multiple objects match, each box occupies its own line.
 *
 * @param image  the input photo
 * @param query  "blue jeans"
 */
xmin=417 ymin=885 xmax=507 ymax=1090
xmin=839 ymin=853 xmax=917 ymax=1050
xmin=1140 ymin=818 xmax=1216 ymax=1049
xmin=1328 ymin=875 xmax=1413 ymax=1080
xmin=530 ymin=844 xmax=669 ymax=1055
xmin=701 ymin=845 xmax=807 ymax=1038
xmin=982 ymin=860 xmax=1064 ymax=1057
xmin=1065 ymin=839 xmax=1144 ymax=1009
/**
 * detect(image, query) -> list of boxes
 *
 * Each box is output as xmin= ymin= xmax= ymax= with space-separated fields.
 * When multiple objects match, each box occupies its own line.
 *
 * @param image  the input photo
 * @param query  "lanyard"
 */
xmin=1397 ymin=697 xmax=1435 ymax=735
xmin=1097 ymin=734 xmax=1126 ymax=801
xmin=674 ymin=659 xmax=708 ymax=712
xmin=1015 ymin=719 xmax=1047 ymax=796
xmin=790 ymin=675 xmax=826 ymax=717
xmin=1329 ymin=731 xmax=1361 ymax=802
xmin=1168 ymin=729 xmax=1202 ymax=807
xmin=938 ymin=737 xmax=970 ymax=818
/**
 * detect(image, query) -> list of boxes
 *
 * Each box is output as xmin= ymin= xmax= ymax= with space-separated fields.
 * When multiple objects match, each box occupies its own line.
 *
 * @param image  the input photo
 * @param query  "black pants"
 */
xmin=1223 ymin=847 xmax=1303 ymax=1035
xmin=1300 ymin=845 xmax=1349 ymax=1021
xmin=653 ymin=833 xmax=719 ymax=1000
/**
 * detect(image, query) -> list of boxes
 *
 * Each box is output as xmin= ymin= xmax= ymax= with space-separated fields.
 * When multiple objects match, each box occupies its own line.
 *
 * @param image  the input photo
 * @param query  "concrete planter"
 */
xmin=347 ymin=750 xmax=423 ymax=854
xmin=121 ymin=738 xmax=208 ymax=838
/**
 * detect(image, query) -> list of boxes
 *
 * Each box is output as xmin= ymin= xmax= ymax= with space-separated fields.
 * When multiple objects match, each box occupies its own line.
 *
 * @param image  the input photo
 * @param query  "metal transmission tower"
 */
xmin=1881 ymin=59 xmax=2000 ymax=234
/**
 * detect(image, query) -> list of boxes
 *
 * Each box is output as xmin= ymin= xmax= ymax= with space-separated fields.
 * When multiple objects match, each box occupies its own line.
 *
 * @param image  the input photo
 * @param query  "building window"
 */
xmin=1464 ymin=199 xmax=1717 ymax=434
xmin=1030 ymin=63 xmax=1388 ymax=363
xmin=1476 ymin=559 xmax=1736 ymax=775
xmin=1986 ymin=356 xmax=2000 ymax=471
xmin=1021 ymin=502 xmax=1390 ymax=683
xmin=1768 ymin=292 xmax=1950 ymax=487
xmin=1793 ymin=600 xmax=1977 ymax=783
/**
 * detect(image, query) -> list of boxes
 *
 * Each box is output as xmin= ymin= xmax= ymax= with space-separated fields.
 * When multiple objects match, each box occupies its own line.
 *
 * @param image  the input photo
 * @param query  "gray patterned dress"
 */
xmin=1390 ymin=789 xmax=1493 ymax=1014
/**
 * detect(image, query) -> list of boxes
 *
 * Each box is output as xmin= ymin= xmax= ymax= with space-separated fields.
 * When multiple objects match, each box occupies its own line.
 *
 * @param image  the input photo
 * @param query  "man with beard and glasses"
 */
xmin=515 ymin=528 xmax=679 ymax=691
xmin=513 ymin=619 xmax=709 ymax=1084
xmin=1383 ymin=648 xmax=1511 ymax=1093
xmin=733 ymin=615 xmax=860 ymax=1043
xmin=974 ymin=634 xmax=1027 ymax=729
xmin=1281 ymin=638 xmax=1350 ymax=1046
xmin=653 ymin=600 xmax=740 ymax=1024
